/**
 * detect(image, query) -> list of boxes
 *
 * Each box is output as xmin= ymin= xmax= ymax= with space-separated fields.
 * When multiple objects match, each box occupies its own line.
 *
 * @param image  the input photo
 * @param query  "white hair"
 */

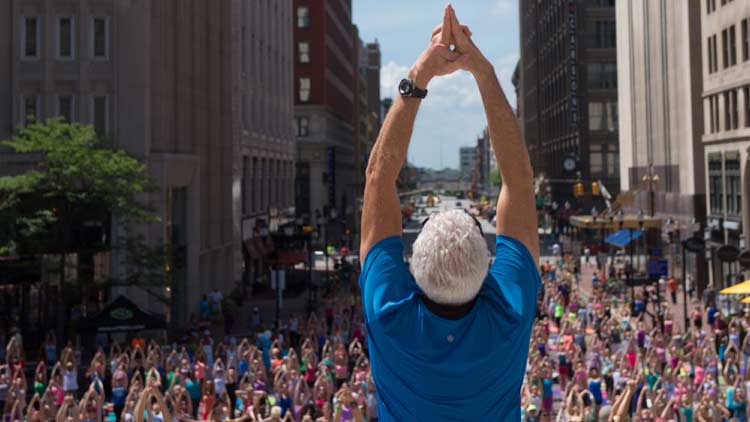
xmin=411 ymin=209 xmax=490 ymax=304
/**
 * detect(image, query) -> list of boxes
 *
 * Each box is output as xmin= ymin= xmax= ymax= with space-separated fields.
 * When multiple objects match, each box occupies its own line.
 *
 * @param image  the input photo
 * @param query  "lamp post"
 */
xmin=642 ymin=163 xmax=660 ymax=217
xmin=316 ymin=211 xmax=328 ymax=286
xmin=638 ymin=209 xmax=645 ymax=273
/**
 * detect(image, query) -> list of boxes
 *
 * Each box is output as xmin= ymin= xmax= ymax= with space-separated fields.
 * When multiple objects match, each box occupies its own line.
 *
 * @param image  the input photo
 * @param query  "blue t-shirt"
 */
xmin=360 ymin=235 xmax=540 ymax=421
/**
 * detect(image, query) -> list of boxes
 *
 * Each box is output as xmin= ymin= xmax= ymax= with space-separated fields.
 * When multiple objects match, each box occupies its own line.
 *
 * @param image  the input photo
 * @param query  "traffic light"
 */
xmin=591 ymin=181 xmax=601 ymax=196
xmin=573 ymin=182 xmax=584 ymax=197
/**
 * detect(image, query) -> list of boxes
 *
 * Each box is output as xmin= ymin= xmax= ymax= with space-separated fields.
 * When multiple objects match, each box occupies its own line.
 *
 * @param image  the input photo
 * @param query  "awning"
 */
xmin=605 ymin=229 xmax=643 ymax=248
xmin=720 ymin=280 xmax=750 ymax=295
xmin=80 ymin=295 xmax=167 ymax=333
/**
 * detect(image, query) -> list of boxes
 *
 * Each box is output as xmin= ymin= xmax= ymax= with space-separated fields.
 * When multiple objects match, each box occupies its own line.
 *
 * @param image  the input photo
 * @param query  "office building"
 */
xmin=293 ymin=0 xmax=358 ymax=228
xmin=460 ymin=147 xmax=476 ymax=182
xmin=701 ymin=0 xmax=750 ymax=287
xmin=1 ymin=0 xmax=295 ymax=325
xmin=518 ymin=0 xmax=620 ymax=206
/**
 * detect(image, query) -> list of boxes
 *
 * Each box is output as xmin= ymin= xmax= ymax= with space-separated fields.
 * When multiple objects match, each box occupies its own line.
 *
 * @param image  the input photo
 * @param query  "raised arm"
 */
xmin=359 ymin=6 xmax=466 ymax=261
xmin=449 ymin=8 xmax=539 ymax=262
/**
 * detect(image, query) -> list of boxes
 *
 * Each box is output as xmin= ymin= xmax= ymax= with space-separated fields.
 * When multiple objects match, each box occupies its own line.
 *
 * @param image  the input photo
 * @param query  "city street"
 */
xmin=1 ymin=0 xmax=748 ymax=420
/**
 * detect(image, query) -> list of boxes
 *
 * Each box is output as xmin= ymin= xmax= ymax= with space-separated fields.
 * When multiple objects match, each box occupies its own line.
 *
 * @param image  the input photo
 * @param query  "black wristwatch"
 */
xmin=399 ymin=78 xmax=428 ymax=99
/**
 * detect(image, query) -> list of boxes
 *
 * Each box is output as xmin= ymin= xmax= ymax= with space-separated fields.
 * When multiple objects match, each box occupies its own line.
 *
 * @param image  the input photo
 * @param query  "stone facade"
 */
xmin=701 ymin=0 xmax=750 ymax=286
xmin=1 ymin=0 xmax=295 ymax=325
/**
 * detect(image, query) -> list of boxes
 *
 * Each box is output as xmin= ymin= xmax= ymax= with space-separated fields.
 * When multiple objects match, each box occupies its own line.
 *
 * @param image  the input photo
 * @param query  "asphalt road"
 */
xmin=402 ymin=195 xmax=498 ymax=256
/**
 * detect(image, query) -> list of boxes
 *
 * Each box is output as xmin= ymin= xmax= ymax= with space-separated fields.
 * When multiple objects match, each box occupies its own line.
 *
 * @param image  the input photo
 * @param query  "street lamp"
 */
xmin=637 ymin=209 xmax=645 ymax=273
xmin=642 ymin=163 xmax=660 ymax=217
xmin=318 ymin=213 xmax=329 ymax=286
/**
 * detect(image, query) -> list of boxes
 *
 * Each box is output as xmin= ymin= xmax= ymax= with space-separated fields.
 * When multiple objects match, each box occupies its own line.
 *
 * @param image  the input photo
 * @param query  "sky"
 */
xmin=353 ymin=0 xmax=520 ymax=170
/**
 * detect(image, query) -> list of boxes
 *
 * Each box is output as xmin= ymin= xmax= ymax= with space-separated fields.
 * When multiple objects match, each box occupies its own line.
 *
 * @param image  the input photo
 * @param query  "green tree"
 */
xmin=490 ymin=169 xmax=502 ymax=188
xmin=0 ymin=119 xmax=162 ymax=334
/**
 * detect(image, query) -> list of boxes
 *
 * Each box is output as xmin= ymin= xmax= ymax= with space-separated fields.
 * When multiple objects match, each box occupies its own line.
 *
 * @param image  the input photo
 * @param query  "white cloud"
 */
xmin=380 ymin=61 xmax=411 ymax=98
xmin=491 ymin=0 xmax=516 ymax=16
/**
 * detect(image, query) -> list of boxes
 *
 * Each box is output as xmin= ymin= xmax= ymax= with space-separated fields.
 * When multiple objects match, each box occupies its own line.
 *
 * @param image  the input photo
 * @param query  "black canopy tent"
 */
xmin=81 ymin=295 xmax=167 ymax=333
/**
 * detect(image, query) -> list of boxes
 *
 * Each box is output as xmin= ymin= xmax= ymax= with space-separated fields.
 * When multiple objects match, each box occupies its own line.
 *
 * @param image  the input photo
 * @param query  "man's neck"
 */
xmin=421 ymin=295 xmax=476 ymax=320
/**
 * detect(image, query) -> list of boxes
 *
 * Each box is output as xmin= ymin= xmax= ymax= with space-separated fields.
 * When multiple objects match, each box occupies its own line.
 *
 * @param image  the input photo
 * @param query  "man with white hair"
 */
xmin=359 ymin=5 xmax=540 ymax=420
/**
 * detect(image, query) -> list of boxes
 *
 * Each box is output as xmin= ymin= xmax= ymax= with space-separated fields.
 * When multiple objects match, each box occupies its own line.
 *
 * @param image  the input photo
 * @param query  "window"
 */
xmin=709 ymin=153 xmax=723 ymax=214
xmin=730 ymin=25 xmax=737 ymax=66
xmin=297 ymin=7 xmax=310 ymax=28
xmin=92 ymin=17 xmax=109 ymax=59
xmin=713 ymin=95 xmax=721 ymax=132
xmin=588 ymin=102 xmax=605 ymax=131
xmin=58 ymin=17 xmax=74 ymax=59
xmin=590 ymin=144 xmax=603 ymax=175
xmin=745 ymin=86 xmax=750 ymax=128
xmin=57 ymin=95 xmax=74 ymax=122
xmin=606 ymin=101 xmax=618 ymax=131
xmin=298 ymin=42 xmax=310 ymax=64
xmin=708 ymin=36 xmax=715 ymax=73
xmin=723 ymin=29 xmax=729 ymax=69
xmin=607 ymin=144 xmax=619 ymax=177
xmin=709 ymin=95 xmax=716 ymax=133
xmin=22 ymin=17 xmax=39 ymax=59
xmin=298 ymin=77 xmax=311 ymax=102
xmin=742 ymin=19 xmax=749 ymax=62
xmin=21 ymin=96 xmax=39 ymax=126
xmin=588 ymin=0 xmax=615 ymax=7
xmin=726 ymin=152 xmax=741 ymax=215
xmin=92 ymin=96 xmax=108 ymax=136
xmin=724 ymin=90 xmax=738 ymax=131
xmin=712 ymin=35 xmax=719 ymax=72
xmin=587 ymin=63 xmax=616 ymax=89
xmin=295 ymin=116 xmax=310 ymax=137
xmin=587 ymin=21 xmax=616 ymax=49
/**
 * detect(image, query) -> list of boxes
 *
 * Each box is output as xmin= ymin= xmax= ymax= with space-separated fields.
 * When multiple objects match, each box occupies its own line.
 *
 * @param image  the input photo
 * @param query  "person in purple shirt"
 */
xmin=358 ymin=5 xmax=540 ymax=420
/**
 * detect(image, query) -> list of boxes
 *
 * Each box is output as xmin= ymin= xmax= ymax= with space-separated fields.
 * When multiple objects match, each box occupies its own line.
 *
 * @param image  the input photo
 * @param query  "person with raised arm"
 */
xmin=357 ymin=5 xmax=539 ymax=420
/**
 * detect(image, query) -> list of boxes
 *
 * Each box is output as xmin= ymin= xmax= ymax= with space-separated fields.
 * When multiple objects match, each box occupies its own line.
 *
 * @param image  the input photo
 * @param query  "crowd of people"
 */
xmin=0 ymin=280 xmax=378 ymax=421
xmin=3 ymin=239 xmax=747 ymax=421
xmin=525 ymin=250 xmax=744 ymax=422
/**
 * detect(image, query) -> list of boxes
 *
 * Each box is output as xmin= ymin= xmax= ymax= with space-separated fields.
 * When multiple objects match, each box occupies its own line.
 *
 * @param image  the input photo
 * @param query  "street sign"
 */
xmin=647 ymin=260 xmax=669 ymax=278
xmin=683 ymin=237 xmax=706 ymax=254
xmin=717 ymin=245 xmax=740 ymax=262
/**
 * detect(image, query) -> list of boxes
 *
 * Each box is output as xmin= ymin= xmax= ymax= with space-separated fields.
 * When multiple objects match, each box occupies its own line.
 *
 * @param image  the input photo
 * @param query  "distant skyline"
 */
xmin=353 ymin=0 xmax=519 ymax=170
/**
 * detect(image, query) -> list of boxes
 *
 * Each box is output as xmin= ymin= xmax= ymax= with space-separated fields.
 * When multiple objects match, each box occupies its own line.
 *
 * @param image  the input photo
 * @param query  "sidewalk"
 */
xmin=573 ymin=259 xmax=697 ymax=333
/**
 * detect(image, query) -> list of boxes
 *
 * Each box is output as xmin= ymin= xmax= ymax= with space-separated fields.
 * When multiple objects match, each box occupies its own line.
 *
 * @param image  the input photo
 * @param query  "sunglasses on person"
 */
xmin=420 ymin=209 xmax=485 ymax=237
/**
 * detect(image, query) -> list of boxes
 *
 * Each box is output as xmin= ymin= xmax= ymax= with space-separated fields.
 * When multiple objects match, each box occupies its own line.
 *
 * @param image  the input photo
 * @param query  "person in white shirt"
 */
xmin=62 ymin=361 xmax=78 ymax=396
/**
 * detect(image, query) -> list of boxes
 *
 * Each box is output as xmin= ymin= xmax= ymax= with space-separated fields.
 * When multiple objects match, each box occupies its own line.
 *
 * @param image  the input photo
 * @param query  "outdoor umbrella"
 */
xmin=720 ymin=280 xmax=750 ymax=295
xmin=742 ymin=297 xmax=750 ymax=304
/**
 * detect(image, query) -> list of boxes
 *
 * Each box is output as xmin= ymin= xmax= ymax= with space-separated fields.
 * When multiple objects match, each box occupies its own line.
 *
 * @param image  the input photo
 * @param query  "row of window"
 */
xmin=587 ymin=62 xmax=617 ymax=90
xmin=21 ymin=16 xmax=110 ymax=61
xmin=589 ymin=143 xmax=619 ymax=178
xmin=297 ymin=7 xmax=310 ymax=29
xmin=20 ymin=94 xmax=109 ymax=136
xmin=588 ymin=101 xmax=618 ymax=132
xmin=586 ymin=21 xmax=616 ymax=49
xmin=708 ymin=151 xmax=741 ymax=216
xmin=241 ymin=156 xmax=294 ymax=215
xmin=587 ymin=0 xmax=616 ymax=7
xmin=707 ymin=18 xmax=750 ymax=74
xmin=706 ymin=86 xmax=750 ymax=134
xmin=708 ymin=0 xmax=736 ymax=14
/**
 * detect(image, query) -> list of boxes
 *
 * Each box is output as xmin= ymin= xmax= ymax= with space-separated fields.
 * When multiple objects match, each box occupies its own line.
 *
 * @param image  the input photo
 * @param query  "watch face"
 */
xmin=399 ymin=79 xmax=413 ymax=96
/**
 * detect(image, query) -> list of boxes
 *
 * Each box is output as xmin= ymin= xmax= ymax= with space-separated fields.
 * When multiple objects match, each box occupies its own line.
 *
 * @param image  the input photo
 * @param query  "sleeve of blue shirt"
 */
xmin=359 ymin=236 xmax=420 ymax=322
xmin=481 ymin=235 xmax=542 ymax=323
